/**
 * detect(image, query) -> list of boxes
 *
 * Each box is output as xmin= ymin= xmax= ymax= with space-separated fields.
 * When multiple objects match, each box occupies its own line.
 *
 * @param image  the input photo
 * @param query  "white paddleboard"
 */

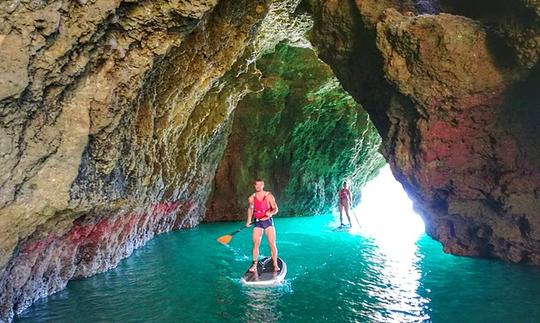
xmin=332 ymin=224 xmax=352 ymax=232
xmin=241 ymin=257 xmax=287 ymax=286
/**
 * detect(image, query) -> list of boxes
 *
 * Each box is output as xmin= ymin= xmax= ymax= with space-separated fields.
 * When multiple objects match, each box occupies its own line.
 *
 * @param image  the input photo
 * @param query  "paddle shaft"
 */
xmin=230 ymin=225 xmax=248 ymax=236
xmin=229 ymin=221 xmax=255 ymax=236
xmin=351 ymin=208 xmax=361 ymax=227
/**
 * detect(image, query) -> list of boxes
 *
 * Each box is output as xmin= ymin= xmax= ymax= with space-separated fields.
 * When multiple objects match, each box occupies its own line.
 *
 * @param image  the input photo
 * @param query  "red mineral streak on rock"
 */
xmin=0 ymin=199 xmax=190 ymax=322
xmin=306 ymin=0 xmax=540 ymax=265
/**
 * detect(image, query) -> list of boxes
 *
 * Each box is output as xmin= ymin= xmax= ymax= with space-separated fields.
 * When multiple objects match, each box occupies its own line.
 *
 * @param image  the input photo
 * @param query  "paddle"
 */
xmin=217 ymin=223 xmax=252 ymax=245
xmin=351 ymin=208 xmax=361 ymax=228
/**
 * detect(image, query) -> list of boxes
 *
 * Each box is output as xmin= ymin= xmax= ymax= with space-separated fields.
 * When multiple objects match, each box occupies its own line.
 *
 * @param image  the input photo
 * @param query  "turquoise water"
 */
xmin=16 ymin=215 xmax=540 ymax=323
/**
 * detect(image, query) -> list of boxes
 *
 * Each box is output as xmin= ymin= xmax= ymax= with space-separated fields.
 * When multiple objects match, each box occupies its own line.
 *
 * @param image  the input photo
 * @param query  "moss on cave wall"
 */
xmin=207 ymin=44 xmax=385 ymax=220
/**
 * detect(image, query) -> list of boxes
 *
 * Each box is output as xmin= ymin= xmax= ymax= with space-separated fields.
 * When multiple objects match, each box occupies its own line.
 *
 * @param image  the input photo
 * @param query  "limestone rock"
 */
xmin=207 ymin=44 xmax=385 ymax=221
xmin=0 ymin=0 xmax=269 ymax=321
xmin=306 ymin=0 xmax=540 ymax=264
xmin=439 ymin=0 xmax=540 ymax=68
xmin=0 ymin=34 xmax=29 ymax=100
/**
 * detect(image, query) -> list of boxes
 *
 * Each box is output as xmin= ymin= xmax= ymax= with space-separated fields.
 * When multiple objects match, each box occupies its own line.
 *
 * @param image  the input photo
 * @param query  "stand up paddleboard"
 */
xmin=332 ymin=224 xmax=352 ymax=232
xmin=241 ymin=256 xmax=287 ymax=286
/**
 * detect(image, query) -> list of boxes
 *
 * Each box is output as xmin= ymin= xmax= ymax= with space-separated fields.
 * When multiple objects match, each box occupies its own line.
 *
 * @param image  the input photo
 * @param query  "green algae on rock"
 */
xmin=207 ymin=44 xmax=385 ymax=220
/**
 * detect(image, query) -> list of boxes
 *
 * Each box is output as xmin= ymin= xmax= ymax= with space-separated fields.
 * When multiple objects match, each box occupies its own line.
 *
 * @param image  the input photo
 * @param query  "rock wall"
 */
xmin=207 ymin=44 xmax=385 ymax=221
xmin=1 ymin=0 xmax=539 ymax=321
xmin=304 ymin=0 xmax=540 ymax=264
xmin=0 ymin=0 xmax=270 ymax=321
xmin=0 ymin=201 xmax=187 ymax=321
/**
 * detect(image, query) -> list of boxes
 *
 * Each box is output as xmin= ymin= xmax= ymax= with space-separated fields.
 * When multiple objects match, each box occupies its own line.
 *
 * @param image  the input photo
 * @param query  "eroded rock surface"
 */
xmin=1 ymin=0 xmax=540 ymax=321
xmin=0 ymin=0 xmax=269 ymax=320
xmin=207 ymin=44 xmax=385 ymax=220
xmin=305 ymin=0 xmax=540 ymax=264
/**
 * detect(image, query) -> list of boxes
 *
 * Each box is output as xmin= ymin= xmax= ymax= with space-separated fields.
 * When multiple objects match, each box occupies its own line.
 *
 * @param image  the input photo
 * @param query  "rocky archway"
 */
xmin=0 ymin=0 xmax=539 ymax=321
xmin=304 ymin=0 xmax=540 ymax=264
xmin=206 ymin=43 xmax=385 ymax=220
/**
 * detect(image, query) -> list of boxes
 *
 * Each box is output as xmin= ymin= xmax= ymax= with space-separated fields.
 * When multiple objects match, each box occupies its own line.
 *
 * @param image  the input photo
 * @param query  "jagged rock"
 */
xmin=0 ymin=34 xmax=29 ymax=100
xmin=0 ymin=0 xmax=270 ymax=321
xmin=305 ymin=0 xmax=540 ymax=264
xmin=0 ymin=202 xmax=185 ymax=321
xmin=439 ymin=0 xmax=540 ymax=68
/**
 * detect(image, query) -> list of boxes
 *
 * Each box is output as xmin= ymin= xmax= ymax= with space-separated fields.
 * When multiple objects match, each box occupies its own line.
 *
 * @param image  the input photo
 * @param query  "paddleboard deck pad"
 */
xmin=241 ymin=257 xmax=286 ymax=286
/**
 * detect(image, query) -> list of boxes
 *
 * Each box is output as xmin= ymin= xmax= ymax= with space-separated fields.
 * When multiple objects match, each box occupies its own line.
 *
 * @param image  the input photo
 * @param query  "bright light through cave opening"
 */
xmin=342 ymin=164 xmax=425 ymax=240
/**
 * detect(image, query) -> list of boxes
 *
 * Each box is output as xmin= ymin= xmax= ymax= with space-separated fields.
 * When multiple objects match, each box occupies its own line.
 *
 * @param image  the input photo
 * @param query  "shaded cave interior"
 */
xmin=205 ymin=42 xmax=388 ymax=222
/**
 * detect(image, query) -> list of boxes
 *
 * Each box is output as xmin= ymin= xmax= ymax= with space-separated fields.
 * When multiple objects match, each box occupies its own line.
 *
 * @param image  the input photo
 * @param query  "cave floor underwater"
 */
xmin=15 ymin=214 xmax=540 ymax=323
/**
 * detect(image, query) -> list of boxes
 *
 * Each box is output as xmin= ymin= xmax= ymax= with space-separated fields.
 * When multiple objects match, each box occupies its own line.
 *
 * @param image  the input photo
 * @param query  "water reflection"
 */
xmin=242 ymin=288 xmax=283 ymax=322
xmin=363 ymin=234 xmax=430 ymax=322
xmin=351 ymin=164 xmax=430 ymax=321
xmin=14 ymin=211 xmax=540 ymax=322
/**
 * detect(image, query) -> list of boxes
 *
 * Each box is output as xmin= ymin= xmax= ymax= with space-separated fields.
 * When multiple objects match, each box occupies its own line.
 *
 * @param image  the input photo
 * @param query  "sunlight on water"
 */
xmin=16 ymin=164 xmax=540 ymax=322
xmin=363 ymin=240 xmax=430 ymax=322
xmin=341 ymin=164 xmax=429 ymax=321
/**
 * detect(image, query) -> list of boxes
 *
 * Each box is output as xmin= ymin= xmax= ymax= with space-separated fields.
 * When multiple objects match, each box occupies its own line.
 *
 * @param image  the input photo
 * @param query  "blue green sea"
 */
xmin=15 ymin=213 xmax=540 ymax=322
xmin=16 ymin=167 xmax=540 ymax=322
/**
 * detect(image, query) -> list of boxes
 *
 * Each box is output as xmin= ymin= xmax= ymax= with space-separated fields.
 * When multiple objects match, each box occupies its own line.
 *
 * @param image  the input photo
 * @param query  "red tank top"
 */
xmin=253 ymin=193 xmax=271 ymax=219
xmin=339 ymin=189 xmax=349 ymax=200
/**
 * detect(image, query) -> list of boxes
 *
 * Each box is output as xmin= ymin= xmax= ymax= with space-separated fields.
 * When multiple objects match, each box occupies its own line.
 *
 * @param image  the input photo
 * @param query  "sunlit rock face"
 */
xmin=305 ymin=0 xmax=540 ymax=264
xmin=206 ymin=44 xmax=385 ymax=221
xmin=0 ymin=0 xmax=268 ymax=321
xmin=0 ymin=0 xmax=537 ymax=320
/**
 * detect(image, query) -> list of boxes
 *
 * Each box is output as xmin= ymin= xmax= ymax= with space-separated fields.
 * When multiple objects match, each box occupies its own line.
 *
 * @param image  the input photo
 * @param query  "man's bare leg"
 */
xmin=250 ymin=228 xmax=263 ymax=272
xmin=265 ymin=226 xmax=279 ymax=271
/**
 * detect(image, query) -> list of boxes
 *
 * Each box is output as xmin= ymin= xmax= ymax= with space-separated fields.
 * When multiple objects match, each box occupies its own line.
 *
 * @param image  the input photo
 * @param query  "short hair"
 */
xmin=254 ymin=178 xmax=264 ymax=183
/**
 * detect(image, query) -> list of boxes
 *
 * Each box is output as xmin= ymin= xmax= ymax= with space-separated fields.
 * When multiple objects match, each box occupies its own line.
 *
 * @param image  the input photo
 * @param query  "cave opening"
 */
xmin=205 ymin=35 xmax=429 ymax=247
xmin=3 ymin=0 xmax=540 ymax=321
xmin=206 ymin=42 xmax=388 ymax=222
xmin=348 ymin=164 xmax=425 ymax=240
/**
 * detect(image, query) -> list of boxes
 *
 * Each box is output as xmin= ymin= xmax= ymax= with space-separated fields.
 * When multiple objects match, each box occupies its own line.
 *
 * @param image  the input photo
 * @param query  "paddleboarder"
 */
xmin=246 ymin=178 xmax=279 ymax=273
xmin=338 ymin=181 xmax=353 ymax=227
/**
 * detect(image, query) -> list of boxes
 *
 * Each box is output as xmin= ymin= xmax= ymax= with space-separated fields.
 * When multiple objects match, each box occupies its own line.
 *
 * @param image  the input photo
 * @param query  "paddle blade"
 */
xmin=217 ymin=234 xmax=233 ymax=245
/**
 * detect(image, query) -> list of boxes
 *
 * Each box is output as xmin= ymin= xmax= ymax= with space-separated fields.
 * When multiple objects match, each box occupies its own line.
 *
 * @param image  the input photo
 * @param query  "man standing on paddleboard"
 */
xmin=246 ymin=179 xmax=279 ymax=272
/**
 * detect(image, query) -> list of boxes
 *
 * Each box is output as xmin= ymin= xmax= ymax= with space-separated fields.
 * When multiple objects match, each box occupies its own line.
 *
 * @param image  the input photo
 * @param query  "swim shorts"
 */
xmin=254 ymin=218 xmax=274 ymax=229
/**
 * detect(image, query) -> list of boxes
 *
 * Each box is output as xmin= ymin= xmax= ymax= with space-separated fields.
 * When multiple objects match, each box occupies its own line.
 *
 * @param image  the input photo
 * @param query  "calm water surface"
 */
xmin=16 ymin=215 xmax=540 ymax=322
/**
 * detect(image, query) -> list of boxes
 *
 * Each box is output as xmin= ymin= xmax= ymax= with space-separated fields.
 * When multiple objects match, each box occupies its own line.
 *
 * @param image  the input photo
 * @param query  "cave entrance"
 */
xmin=207 ymin=43 xmax=389 ymax=220
xmin=347 ymin=164 xmax=425 ymax=240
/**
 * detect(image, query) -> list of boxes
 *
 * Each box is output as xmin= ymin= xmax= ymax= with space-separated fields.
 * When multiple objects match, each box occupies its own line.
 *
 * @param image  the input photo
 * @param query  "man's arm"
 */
xmin=267 ymin=193 xmax=278 ymax=217
xmin=246 ymin=197 xmax=254 ymax=227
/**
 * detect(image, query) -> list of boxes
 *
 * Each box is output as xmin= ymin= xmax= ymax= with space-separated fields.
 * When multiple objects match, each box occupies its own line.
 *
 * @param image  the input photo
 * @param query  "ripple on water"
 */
xmin=15 ymin=216 xmax=540 ymax=323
